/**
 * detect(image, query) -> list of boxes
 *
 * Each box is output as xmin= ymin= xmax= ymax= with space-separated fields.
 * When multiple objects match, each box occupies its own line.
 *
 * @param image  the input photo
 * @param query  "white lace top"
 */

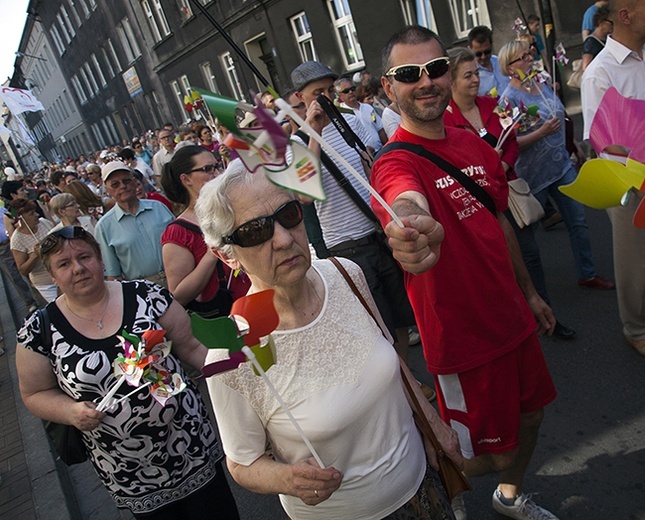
xmin=206 ymin=258 xmax=425 ymax=520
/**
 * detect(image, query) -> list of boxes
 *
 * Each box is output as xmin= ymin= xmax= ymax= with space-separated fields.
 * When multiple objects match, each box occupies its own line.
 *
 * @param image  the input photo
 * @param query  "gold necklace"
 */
xmin=64 ymin=289 xmax=111 ymax=330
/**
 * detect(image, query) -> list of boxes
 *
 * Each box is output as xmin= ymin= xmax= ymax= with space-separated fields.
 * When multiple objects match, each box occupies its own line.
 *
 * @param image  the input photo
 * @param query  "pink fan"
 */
xmin=589 ymin=87 xmax=645 ymax=164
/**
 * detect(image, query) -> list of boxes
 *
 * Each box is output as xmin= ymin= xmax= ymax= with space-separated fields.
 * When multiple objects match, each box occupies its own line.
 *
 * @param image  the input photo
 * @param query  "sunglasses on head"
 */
xmin=385 ymin=57 xmax=451 ymax=83
xmin=40 ymin=226 xmax=91 ymax=256
xmin=222 ymin=200 xmax=304 ymax=247
xmin=475 ymin=48 xmax=493 ymax=58
xmin=339 ymin=85 xmax=357 ymax=94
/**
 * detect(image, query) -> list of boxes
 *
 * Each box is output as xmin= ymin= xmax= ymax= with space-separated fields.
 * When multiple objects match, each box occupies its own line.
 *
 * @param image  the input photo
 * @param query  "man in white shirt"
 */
xmin=151 ymin=128 xmax=176 ymax=185
xmin=335 ymin=77 xmax=387 ymax=151
xmin=581 ymin=0 xmax=645 ymax=356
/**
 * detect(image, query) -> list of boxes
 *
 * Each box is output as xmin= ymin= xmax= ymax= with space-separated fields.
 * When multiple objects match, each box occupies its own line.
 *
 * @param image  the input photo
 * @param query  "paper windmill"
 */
xmin=555 ymin=43 xmax=570 ymax=67
xmin=97 ymin=329 xmax=187 ymax=411
xmin=559 ymin=87 xmax=645 ymax=227
xmin=195 ymin=88 xmax=326 ymax=201
xmin=512 ymin=17 xmax=527 ymax=37
xmin=193 ymin=290 xmax=279 ymax=378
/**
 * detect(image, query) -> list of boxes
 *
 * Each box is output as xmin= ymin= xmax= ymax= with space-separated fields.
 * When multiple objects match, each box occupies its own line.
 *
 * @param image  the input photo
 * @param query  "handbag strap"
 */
xmin=327 ymin=256 xmax=445 ymax=455
xmin=295 ymin=130 xmax=381 ymax=226
xmin=376 ymin=141 xmax=497 ymax=217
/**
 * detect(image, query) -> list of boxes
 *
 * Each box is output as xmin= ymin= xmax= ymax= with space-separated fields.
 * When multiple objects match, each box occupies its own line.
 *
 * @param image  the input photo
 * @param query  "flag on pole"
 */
xmin=0 ymin=87 xmax=45 ymax=114
xmin=15 ymin=116 xmax=35 ymax=146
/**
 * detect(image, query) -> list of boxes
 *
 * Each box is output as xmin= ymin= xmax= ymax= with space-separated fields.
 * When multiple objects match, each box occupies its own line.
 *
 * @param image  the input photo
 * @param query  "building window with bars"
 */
xmin=327 ymin=0 xmax=364 ymax=70
xmin=290 ymin=12 xmax=318 ymax=62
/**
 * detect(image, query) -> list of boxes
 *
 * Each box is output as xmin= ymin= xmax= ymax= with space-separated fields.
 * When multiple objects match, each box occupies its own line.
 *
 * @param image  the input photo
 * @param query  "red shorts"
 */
xmin=433 ymin=334 xmax=556 ymax=458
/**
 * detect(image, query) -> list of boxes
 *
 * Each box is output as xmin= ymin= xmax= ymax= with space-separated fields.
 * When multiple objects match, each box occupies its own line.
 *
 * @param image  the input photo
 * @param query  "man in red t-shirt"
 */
xmin=372 ymin=26 xmax=559 ymax=520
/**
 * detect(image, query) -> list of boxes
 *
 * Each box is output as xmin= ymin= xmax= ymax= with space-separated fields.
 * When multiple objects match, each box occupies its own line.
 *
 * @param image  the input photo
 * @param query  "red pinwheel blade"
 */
xmin=230 ymin=290 xmax=279 ymax=346
xmin=634 ymin=197 xmax=645 ymax=229
xmin=590 ymin=87 xmax=645 ymax=164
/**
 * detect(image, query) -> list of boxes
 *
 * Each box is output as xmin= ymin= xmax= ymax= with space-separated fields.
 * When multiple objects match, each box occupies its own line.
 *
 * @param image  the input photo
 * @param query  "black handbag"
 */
xmin=38 ymin=308 xmax=88 ymax=465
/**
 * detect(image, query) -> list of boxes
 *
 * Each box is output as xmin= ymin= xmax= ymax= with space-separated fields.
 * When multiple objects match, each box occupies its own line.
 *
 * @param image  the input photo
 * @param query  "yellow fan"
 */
xmin=559 ymin=158 xmax=645 ymax=209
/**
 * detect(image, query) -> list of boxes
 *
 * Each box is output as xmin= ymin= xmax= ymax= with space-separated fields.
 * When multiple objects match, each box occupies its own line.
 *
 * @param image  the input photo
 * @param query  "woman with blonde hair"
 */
xmin=49 ymin=193 xmax=96 ymax=235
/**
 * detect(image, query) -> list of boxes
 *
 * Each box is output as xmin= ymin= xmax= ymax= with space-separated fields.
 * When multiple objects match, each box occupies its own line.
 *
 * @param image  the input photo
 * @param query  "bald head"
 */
xmin=607 ymin=0 xmax=645 ymax=47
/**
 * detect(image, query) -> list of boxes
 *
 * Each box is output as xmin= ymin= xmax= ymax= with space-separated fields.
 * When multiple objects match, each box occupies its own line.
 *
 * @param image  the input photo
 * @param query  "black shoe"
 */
xmin=554 ymin=321 xmax=576 ymax=340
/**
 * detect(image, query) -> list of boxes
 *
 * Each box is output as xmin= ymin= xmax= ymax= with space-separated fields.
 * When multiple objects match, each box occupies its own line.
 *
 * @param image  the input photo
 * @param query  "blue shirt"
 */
xmin=477 ymin=55 xmax=511 ymax=97
xmin=582 ymin=5 xmax=599 ymax=33
xmin=499 ymin=83 xmax=572 ymax=194
xmin=94 ymin=198 xmax=173 ymax=279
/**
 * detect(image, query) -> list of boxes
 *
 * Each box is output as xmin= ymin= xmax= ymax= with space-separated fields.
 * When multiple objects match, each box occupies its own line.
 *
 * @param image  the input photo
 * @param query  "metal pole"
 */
xmin=188 ymin=0 xmax=271 ymax=88
xmin=537 ymin=0 xmax=564 ymax=103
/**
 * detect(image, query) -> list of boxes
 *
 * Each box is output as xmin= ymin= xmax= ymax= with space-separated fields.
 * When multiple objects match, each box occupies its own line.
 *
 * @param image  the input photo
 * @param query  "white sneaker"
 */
xmin=451 ymin=493 xmax=467 ymax=520
xmin=492 ymin=488 xmax=559 ymax=520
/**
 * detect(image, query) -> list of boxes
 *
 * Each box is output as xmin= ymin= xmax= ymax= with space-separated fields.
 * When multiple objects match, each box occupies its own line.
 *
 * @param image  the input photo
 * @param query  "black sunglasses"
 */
xmin=475 ymin=48 xmax=493 ymax=58
xmin=222 ymin=200 xmax=304 ymax=247
xmin=508 ymin=52 xmax=532 ymax=66
xmin=385 ymin=57 xmax=451 ymax=83
xmin=339 ymin=86 xmax=357 ymax=94
xmin=188 ymin=164 xmax=218 ymax=174
xmin=40 ymin=226 xmax=91 ymax=257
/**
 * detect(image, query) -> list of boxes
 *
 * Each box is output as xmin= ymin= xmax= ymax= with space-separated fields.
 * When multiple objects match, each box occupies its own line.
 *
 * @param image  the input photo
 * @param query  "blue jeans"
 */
xmin=533 ymin=163 xmax=596 ymax=280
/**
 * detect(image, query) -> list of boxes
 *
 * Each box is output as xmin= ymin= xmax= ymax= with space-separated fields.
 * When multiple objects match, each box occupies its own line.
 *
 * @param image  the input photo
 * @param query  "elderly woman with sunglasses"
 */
xmin=498 ymin=40 xmax=614 ymax=291
xmin=160 ymin=146 xmax=250 ymax=318
xmin=196 ymin=169 xmax=460 ymax=520
xmin=15 ymin=226 xmax=240 ymax=519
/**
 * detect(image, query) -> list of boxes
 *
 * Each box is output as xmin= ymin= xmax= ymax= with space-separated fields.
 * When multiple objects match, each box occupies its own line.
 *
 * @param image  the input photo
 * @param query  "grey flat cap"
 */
xmin=291 ymin=61 xmax=339 ymax=91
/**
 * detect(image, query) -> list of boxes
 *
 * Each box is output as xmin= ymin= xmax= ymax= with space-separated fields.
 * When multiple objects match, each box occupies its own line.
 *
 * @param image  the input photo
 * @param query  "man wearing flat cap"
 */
xmin=94 ymin=161 xmax=173 ymax=285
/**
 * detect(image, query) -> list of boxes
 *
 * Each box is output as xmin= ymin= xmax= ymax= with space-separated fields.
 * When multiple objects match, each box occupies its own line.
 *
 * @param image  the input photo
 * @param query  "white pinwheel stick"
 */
xmin=531 ymin=78 xmax=556 ymax=119
xmin=242 ymin=346 xmax=325 ymax=469
xmin=495 ymin=113 xmax=523 ymax=152
xmin=95 ymin=376 xmax=126 ymax=412
xmin=104 ymin=381 xmax=153 ymax=411
xmin=274 ymin=98 xmax=404 ymax=228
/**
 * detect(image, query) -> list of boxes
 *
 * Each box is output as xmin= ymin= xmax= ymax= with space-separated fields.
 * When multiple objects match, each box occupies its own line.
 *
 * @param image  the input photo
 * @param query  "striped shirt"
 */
xmin=293 ymin=114 xmax=375 ymax=248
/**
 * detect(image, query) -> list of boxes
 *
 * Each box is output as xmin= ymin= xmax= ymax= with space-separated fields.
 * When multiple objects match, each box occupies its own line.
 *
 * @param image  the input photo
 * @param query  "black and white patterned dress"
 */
xmin=17 ymin=280 xmax=223 ymax=514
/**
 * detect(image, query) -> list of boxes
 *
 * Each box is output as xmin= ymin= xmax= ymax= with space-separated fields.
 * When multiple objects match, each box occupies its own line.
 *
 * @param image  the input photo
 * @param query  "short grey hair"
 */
xmin=195 ymin=162 xmax=258 ymax=257
xmin=49 ymin=193 xmax=76 ymax=218
xmin=334 ymin=76 xmax=353 ymax=91
xmin=498 ymin=40 xmax=529 ymax=75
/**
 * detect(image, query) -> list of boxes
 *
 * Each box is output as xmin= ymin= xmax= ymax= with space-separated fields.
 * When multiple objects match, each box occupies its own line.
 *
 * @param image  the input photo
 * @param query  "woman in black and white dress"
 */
xmin=16 ymin=226 xmax=239 ymax=519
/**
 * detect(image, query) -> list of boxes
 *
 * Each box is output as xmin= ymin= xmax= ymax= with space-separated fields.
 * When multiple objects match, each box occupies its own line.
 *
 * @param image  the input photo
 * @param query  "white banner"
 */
xmin=0 ymin=87 xmax=45 ymax=114
xmin=15 ymin=116 xmax=35 ymax=146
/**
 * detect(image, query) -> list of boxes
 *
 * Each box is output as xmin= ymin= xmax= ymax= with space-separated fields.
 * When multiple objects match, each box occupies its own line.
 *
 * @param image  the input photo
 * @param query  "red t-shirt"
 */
xmin=371 ymin=126 xmax=535 ymax=375
xmin=161 ymin=220 xmax=250 ymax=302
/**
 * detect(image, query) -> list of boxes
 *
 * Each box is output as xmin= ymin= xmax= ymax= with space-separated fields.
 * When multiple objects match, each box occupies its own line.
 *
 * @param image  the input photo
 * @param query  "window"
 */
xmin=290 ymin=12 xmax=318 ymax=62
xmin=117 ymin=17 xmax=142 ymax=63
xmin=106 ymin=38 xmax=121 ymax=72
xmin=171 ymin=80 xmax=188 ymax=119
xmin=327 ymin=0 xmax=364 ymax=70
xmin=88 ymin=0 xmax=97 ymax=10
xmin=75 ymin=0 xmax=90 ymax=18
xmin=200 ymin=62 xmax=220 ymax=93
xmin=91 ymin=54 xmax=107 ymax=87
xmin=180 ymin=74 xmax=192 ymax=97
xmin=448 ymin=0 xmax=490 ymax=38
xmin=71 ymin=74 xmax=87 ymax=104
xmin=63 ymin=89 xmax=75 ymax=113
xmin=56 ymin=13 xmax=72 ymax=44
xmin=100 ymin=45 xmax=115 ymax=78
xmin=142 ymin=0 xmax=171 ymax=42
xmin=67 ymin=0 xmax=82 ymax=27
xmin=50 ymin=25 xmax=65 ymax=55
xmin=84 ymin=62 xmax=99 ymax=92
xmin=61 ymin=6 xmax=76 ymax=37
xmin=400 ymin=0 xmax=438 ymax=31
xmin=221 ymin=52 xmax=246 ymax=101
xmin=79 ymin=67 xmax=94 ymax=98
xmin=177 ymin=0 xmax=193 ymax=22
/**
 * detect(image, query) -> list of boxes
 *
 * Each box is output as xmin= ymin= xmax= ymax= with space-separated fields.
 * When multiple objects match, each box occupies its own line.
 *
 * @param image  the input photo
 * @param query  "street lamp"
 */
xmin=15 ymin=51 xmax=47 ymax=62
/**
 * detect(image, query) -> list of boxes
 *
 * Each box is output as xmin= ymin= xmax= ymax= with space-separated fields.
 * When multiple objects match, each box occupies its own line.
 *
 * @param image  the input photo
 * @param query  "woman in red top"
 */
xmin=160 ymin=146 xmax=250 ymax=317
xmin=443 ymin=47 xmax=574 ymax=340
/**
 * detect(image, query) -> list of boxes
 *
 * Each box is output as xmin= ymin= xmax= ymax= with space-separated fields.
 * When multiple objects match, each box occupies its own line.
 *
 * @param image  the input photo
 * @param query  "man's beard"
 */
xmin=397 ymin=86 xmax=451 ymax=125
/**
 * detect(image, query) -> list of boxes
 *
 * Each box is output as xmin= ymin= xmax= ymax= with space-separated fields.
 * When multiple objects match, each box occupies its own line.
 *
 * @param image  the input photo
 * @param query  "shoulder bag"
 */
xmin=327 ymin=257 xmax=471 ymax=501
xmin=38 ymin=308 xmax=88 ymax=465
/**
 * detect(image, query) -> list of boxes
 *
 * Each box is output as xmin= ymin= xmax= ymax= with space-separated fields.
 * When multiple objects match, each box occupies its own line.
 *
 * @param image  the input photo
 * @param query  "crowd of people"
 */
xmin=0 ymin=0 xmax=642 ymax=517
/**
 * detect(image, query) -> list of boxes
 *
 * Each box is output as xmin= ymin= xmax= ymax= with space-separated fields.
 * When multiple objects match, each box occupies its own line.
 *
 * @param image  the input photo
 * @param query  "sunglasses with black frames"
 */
xmin=385 ymin=57 xmax=451 ymax=84
xmin=339 ymin=86 xmax=357 ymax=94
xmin=474 ymin=48 xmax=493 ymax=58
xmin=40 ymin=226 xmax=91 ymax=257
xmin=222 ymin=200 xmax=304 ymax=248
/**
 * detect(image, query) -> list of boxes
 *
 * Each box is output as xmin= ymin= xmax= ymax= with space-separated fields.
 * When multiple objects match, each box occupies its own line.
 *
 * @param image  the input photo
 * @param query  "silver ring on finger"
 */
xmin=314 ymin=489 xmax=319 ymax=497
